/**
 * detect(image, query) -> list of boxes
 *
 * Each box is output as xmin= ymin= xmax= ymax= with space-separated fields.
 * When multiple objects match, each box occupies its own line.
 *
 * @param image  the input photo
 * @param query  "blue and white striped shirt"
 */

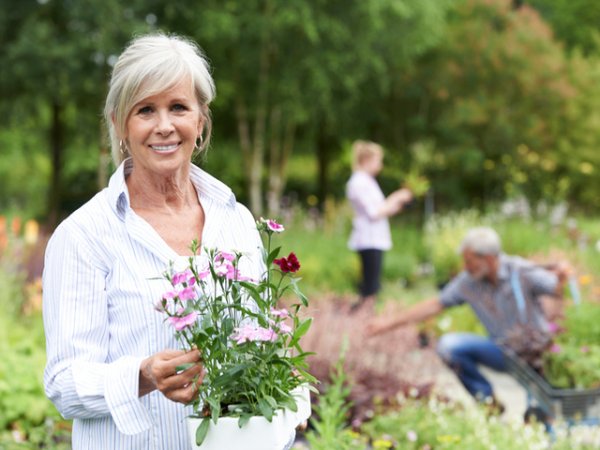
xmin=43 ymin=159 xmax=263 ymax=449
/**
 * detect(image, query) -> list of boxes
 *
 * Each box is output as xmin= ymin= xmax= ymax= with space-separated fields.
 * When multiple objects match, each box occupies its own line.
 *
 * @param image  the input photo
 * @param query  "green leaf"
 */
xmin=290 ymin=318 xmax=312 ymax=346
xmin=264 ymin=395 xmax=277 ymax=408
xmin=290 ymin=278 xmax=309 ymax=306
xmin=238 ymin=414 xmax=252 ymax=428
xmin=212 ymin=364 xmax=249 ymax=389
xmin=258 ymin=398 xmax=274 ymax=421
xmin=281 ymin=394 xmax=298 ymax=412
xmin=208 ymin=398 xmax=221 ymax=424
xmin=195 ymin=417 xmax=210 ymax=446
xmin=175 ymin=363 xmax=195 ymax=372
xmin=267 ymin=246 xmax=281 ymax=266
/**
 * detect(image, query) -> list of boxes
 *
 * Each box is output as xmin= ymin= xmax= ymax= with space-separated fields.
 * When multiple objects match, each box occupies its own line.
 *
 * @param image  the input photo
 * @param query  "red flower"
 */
xmin=273 ymin=252 xmax=301 ymax=273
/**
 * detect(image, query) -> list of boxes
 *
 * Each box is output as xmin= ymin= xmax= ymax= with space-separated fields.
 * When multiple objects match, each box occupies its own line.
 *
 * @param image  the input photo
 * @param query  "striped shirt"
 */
xmin=439 ymin=254 xmax=558 ymax=342
xmin=346 ymin=171 xmax=392 ymax=251
xmin=43 ymin=159 xmax=263 ymax=449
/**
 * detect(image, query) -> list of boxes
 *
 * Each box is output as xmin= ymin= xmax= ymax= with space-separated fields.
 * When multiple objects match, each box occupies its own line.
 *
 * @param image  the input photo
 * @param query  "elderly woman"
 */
xmin=43 ymin=34 xmax=263 ymax=449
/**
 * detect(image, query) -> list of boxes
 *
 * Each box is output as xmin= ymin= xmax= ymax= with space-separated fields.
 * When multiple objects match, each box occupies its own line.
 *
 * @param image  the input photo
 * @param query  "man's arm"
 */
xmin=551 ymin=262 xmax=570 ymax=297
xmin=366 ymin=298 xmax=444 ymax=337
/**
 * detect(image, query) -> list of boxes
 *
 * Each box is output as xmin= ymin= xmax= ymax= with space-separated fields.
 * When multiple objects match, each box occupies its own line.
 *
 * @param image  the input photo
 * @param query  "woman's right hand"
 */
xmin=394 ymin=188 xmax=413 ymax=205
xmin=139 ymin=349 xmax=204 ymax=403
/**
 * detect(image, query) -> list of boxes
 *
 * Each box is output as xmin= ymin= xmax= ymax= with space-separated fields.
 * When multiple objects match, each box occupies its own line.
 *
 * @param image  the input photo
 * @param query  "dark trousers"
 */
xmin=358 ymin=249 xmax=383 ymax=297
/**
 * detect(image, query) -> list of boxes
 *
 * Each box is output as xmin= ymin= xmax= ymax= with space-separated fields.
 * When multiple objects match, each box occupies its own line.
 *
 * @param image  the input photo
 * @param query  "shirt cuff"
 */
xmin=105 ymin=356 xmax=154 ymax=434
xmin=73 ymin=356 xmax=153 ymax=435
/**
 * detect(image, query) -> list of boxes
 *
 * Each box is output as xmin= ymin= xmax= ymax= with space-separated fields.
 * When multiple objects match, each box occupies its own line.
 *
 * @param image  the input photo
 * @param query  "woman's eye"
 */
xmin=137 ymin=106 xmax=153 ymax=114
xmin=172 ymin=103 xmax=187 ymax=112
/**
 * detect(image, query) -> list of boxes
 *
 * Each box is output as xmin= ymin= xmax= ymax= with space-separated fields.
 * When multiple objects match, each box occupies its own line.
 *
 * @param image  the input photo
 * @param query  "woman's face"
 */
xmin=363 ymin=152 xmax=383 ymax=176
xmin=124 ymin=79 xmax=203 ymax=178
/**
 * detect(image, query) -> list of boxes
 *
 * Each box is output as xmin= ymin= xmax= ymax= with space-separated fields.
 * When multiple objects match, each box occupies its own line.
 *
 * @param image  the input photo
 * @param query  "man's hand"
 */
xmin=553 ymin=261 xmax=571 ymax=282
xmin=366 ymin=317 xmax=398 ymax=337
xmin=139 ymin=349 xmax=204 ymax=403
xmin=366 ymin=298 xmax=444 ymax=337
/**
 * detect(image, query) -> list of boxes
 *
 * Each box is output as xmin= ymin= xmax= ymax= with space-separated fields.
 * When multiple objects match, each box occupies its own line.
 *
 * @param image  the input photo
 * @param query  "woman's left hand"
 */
xmin=139 ymin=349 xmax=204 ymax=403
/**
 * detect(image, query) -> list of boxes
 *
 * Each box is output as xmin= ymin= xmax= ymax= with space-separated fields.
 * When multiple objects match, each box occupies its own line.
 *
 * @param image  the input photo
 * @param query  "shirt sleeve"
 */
xmin=439 ymin=273 xmax=468 ymax=308
xmin=42 ymin=222 xmax=153 ymax=435
xmin=346 ymin=174 xmax=383 ymax=221
xmin=524 ymin=266 xmax=558 ymax=298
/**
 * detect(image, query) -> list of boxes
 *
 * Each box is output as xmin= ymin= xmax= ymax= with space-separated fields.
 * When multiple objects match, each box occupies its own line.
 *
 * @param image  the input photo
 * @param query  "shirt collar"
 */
xmin=106 ymin=158 xmax=236 ymax=219
xmin=497 ymin=253 xmax=510 ymax=281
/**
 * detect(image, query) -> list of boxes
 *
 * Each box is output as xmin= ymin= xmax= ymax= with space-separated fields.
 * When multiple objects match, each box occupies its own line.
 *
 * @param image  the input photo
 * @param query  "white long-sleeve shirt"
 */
xmin=43 ymin=159 xmax=263 ymax=449
xmin=346 ymin=170 xmax=392 ymax=251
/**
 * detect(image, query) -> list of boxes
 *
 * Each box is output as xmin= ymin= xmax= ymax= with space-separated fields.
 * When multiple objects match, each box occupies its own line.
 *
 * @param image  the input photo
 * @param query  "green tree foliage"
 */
xmin=527 ymin=0 xmax=600 ymax=55
xmin=386 ymin=0 xmax=600 ymax=210
xmin=146 ymin=0 xmax=448 ymax=214
xmin=0 ymin=0 xmax=146 ymax=223
xmin=2 ymin=0 xmax=600 ymax=219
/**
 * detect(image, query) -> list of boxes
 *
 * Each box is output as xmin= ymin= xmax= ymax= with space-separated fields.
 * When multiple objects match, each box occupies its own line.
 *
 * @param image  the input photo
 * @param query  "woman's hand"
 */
xmin=139 ymin=349 xmax=204 ymax=403
xmin=394 ymin=188 xmax=413 ymax=205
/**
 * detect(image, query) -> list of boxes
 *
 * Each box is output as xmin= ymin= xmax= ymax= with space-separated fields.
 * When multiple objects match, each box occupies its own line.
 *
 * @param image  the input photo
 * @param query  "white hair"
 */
xmin=104 ymin=33 xmax=216 ymax=166
xmin=459 ymin=227 xmax=502 ymax=256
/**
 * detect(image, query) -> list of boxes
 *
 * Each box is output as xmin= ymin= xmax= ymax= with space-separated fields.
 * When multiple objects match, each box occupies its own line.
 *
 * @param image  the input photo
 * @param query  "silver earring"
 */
xmin=195 ymin=135 xmax=203 ymax=150
xmin=119 ymin=140 xmax=128 ymax=155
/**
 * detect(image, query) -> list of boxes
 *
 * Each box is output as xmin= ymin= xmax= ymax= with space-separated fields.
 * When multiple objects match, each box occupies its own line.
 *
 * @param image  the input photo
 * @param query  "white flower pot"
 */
xmin=186 ymin=386 xmax=311 ymax=450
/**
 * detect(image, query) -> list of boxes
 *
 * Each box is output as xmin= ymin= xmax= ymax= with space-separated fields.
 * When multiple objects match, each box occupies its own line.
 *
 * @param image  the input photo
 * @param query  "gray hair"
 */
xmin=104 ymin=33 xmax=216 ymax=166
xmin=459 ymin=227 xmax=502 ymax=256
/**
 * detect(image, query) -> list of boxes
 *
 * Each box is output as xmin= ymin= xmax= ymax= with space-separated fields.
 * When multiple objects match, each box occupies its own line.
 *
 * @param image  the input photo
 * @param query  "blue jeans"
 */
xmin=436 ymin=332 xmax=507 ymax=400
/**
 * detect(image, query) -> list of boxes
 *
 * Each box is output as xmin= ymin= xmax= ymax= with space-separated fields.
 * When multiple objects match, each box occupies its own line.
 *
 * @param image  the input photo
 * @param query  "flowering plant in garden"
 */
xmin=155 ymin=218 xmax=315 ymax=445
xmin=542 ymin=301 xmax=600 ymax=389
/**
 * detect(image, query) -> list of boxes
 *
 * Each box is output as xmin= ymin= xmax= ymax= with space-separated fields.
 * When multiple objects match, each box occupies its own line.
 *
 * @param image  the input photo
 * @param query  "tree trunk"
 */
xmin=267 ymin=112 xmax=295 ymax=217
xmin=316 ymin=123 xmax=334 ymax=213
xmin=235 ymin=1 xmax=274 ymax=216
xmin=48 ymin=100 xmax=64 ymax=228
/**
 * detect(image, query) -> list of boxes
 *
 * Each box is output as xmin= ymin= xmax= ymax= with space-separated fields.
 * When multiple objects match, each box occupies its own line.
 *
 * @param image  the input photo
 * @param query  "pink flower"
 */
xmin=154 ymin=298 xmax=166 ymax=312
xmin=550 ymin=344 xmax=562 ymax=354
xmin=168 ymin=311 xmax=198 ymax=331
xmin=162 ymin=290 xmax=178 ymax=300
xmin=172 ymin=269 xmax=195 ymax=286
xmin=277 ymin=322 xmax=292 ymax=333
xmin=215 ymin=260 xmax=235 ymax=277
xmin=547 ymin=322 xmax=561 ymax=334
xmin=267 ymin=220 xmax=284 ymax=233
xmin=231 ymin=324 xmax=278 ymax=344
xmin=407 ymin=430 xmax=418 ymax=442
xmin=270 ymin=308 xmax=289 ymax=318
xmin=216 ymin=251 xmax=236 ymax=262
xmin=178 ymin=286 xmax=197 ymax=301
xmin=259 ymin=217 xmax=285 ymax=233
xmin=197 ymin=268 xmax=211 ymax=280
xmin=581 ymin=346 xmax=590 ymax=354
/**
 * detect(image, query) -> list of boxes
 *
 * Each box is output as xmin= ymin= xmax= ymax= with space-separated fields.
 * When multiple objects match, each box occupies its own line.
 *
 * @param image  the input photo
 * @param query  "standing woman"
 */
xmin=346 ymin=140 xmax=412 ymax=311
xmin=43 ymin=34 xmax=264 ymax=449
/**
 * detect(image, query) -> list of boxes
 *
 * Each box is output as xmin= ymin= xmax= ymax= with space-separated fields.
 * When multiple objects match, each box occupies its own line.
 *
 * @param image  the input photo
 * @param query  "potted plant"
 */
xmin=155 ymin=218 xmax=316 ymax=449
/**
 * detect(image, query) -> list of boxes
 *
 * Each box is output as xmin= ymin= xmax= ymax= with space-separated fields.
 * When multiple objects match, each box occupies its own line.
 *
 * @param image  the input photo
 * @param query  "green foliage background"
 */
xmin=3 ymin=0 xmax=600 ymax=220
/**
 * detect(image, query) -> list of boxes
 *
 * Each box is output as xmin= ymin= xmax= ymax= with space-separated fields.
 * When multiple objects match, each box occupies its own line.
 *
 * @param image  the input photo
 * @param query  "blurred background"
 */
xmin=3 ymin=0 xmax=600 ymax=448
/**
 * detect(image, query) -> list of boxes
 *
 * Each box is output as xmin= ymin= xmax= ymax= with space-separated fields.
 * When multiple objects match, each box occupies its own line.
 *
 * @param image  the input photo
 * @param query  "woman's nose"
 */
xmin=156 ymin=110 xmax=174 ymax=134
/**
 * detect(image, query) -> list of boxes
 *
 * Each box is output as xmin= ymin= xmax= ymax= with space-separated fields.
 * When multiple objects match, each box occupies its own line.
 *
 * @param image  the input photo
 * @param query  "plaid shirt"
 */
xmin=439 ymin=254 xmax=558 ymax=342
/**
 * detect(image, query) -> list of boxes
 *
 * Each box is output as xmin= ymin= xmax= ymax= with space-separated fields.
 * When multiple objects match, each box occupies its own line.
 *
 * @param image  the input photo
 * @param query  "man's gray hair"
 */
xmin=459 ymin=227 xmax=502 ymax=256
